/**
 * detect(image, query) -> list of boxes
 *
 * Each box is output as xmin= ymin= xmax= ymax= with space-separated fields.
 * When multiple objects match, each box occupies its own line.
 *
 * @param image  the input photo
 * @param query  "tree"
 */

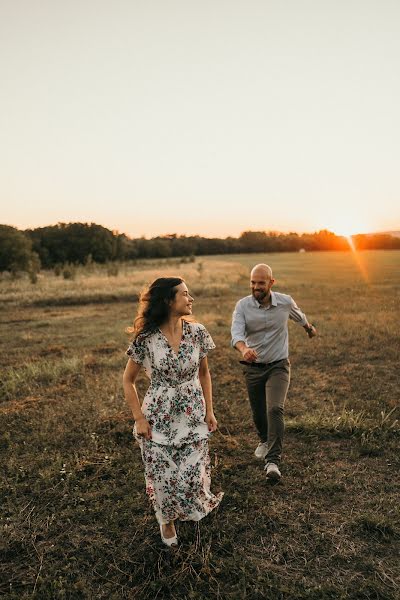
xmin=0 ymin=225 xmax=39 ymax=273
xmin=239 ymin=231 xmax=269 ymax=253
xmin=26 ymin=222 xmax=117 ymax=266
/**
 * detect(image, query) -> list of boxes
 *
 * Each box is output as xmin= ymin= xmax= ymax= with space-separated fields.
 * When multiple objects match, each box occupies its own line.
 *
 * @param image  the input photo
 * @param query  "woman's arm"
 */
xmin=122 ymin=359 xmax=152 ymax=439
xmin=199 ymin=356 xmax=218 ymax=432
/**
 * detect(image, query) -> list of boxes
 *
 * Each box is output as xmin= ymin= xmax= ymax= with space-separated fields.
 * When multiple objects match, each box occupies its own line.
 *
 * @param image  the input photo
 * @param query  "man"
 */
xmin=231 ymin=264 xmax=316 ymax=481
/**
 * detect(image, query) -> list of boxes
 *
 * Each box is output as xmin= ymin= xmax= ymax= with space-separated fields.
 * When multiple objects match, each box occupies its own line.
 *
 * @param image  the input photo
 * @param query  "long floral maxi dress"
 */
xmin=126 ymin=321 xmax=223 ymax=525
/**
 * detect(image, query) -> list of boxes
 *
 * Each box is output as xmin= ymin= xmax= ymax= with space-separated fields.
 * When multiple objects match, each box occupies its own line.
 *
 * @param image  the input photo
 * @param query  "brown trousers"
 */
xmin=243 ymin=359 xmax=290 ymax=466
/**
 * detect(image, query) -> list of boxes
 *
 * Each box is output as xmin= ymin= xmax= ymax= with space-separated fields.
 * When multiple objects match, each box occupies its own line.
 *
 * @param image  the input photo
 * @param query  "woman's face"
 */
xmin=169 ymin=282 xmax=193 ymax=317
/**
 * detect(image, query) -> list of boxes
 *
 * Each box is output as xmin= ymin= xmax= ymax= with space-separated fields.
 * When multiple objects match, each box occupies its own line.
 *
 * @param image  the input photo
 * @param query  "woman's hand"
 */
xmin=135 ymin=416 xmax=152 ymax=440
xmin=205 ymin=412 xmax=218 ymax=432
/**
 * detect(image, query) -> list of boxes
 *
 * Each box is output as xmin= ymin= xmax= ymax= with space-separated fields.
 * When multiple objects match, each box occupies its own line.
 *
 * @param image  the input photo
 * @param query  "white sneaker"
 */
xmin=265 ymin=462 xmax=281 ymax=481
xmin=254 ymin=442 xmax=268 ymax=459
xmin=160 ymin=524 xmax=178 ymax=547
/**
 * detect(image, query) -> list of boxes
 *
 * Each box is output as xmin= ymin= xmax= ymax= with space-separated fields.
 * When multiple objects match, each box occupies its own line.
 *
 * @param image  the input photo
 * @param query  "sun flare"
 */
xmin=334 ymin=228 xmax=357 ymax=249
xmin=331 ymin=216 xmax=373 ymax=239
xmin=335 ymin=228 xmax=355 ymax=239
xmin=326 ymin=211 xmax=375 ymax=239
xmin=329 ymin=220 xmax=370 ymax=281
xmin=333 ymin=226 xmax=358 ymax=251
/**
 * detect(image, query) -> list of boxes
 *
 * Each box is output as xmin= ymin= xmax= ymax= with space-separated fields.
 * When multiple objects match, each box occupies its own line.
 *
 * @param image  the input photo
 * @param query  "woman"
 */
xmin=123 ymin=277 xmax=223 ymax=546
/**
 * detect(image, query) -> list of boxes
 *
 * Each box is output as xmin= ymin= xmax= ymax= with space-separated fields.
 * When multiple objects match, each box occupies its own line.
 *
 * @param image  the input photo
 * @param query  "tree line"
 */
xmin=1 ymin=222 xmax=399 ymax=274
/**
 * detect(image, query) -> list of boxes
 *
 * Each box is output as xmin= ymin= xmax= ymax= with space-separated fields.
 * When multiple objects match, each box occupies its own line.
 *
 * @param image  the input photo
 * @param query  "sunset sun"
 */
xmin=334 ymin=227 xmax=356 ymax=238
xmin=330 ymin=217 xmax=371 ymax=239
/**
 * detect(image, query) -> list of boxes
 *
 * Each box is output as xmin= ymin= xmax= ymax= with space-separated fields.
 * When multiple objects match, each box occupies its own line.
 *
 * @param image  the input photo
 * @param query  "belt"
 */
xmin=239 ymin=359 xmax=286 ymax=369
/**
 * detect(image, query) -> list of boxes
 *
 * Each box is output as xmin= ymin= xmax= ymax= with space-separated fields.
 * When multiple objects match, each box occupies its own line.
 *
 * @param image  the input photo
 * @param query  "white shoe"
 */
xmin=265 ymin=462 xmax=281 ymax=481
xmin=160 ymin=524 xmax=178 ymax=547
xmin=254 ymin=442 xmax=268 ymax=459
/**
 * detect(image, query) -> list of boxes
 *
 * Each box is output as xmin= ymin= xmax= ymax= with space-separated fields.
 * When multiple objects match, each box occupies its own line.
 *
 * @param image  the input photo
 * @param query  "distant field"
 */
xmin=1 ymin=251 xmax=399 ymax=599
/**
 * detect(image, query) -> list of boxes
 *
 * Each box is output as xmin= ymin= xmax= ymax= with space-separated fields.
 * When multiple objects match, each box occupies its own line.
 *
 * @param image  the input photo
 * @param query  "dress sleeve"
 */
xmin=198 ymin=325 xmax=216 ymax=360
xmin=126 ymin=336 xmax=147 ymax=366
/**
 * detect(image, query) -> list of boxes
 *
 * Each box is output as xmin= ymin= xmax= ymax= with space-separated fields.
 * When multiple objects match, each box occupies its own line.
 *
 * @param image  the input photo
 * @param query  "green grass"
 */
xmin=0 ymin=358 xmax=84 ymax=402
xmin=1 ymin=251 xmax=399 ymax=599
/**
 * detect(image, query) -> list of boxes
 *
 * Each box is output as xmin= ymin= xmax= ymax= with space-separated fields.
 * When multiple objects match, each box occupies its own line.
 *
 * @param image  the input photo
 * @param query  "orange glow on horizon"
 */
xmin=333 ymin=226 xmax=371 ymax=239
xmin=329 ymin=214 xmax=375 ymax=239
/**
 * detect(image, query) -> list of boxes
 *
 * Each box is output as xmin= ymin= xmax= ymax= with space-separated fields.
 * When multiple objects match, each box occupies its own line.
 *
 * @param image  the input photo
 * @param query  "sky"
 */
xmin=1 ymin=0 xmax=399 ymax=239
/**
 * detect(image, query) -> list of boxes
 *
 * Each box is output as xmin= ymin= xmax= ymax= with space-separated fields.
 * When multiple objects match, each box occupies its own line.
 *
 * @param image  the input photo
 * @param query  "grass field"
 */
xmin=1 ymin=251 xmax=399 ymax=599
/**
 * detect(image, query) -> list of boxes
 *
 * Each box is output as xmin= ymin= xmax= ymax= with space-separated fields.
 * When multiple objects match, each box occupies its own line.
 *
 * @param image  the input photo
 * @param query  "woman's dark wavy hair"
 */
xmin=128 ymin=277 xmax=184 ymax=339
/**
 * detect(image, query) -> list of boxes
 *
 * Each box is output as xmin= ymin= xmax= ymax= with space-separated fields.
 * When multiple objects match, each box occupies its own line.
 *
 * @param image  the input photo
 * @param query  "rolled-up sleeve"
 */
xmin=288 ymin=297 xmax=308 ymax=326
xmin=231 ymin=300 xmax=246 ymax=347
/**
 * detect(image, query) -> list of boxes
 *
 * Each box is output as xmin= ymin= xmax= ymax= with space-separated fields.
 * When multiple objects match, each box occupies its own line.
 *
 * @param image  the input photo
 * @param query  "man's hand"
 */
xmin=304 ymin=323 xmax=317 ymax=338
xmin=241 ymin=346 xmax=258 ymax=362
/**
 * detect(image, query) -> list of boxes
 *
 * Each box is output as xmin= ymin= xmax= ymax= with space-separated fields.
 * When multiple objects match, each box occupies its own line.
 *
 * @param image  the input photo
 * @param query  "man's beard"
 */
xmin=252 ymin=290 xmax=267 ymax=301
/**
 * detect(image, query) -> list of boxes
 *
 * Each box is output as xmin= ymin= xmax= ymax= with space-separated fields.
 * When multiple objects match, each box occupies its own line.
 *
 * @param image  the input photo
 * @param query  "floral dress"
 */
xmin=126 ymin=320 xmax=223 ymax=524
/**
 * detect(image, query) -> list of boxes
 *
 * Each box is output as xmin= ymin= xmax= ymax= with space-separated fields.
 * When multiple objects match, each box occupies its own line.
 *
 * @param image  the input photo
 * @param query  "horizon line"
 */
xmin=3 ymin=221 xmax=400 ymax=240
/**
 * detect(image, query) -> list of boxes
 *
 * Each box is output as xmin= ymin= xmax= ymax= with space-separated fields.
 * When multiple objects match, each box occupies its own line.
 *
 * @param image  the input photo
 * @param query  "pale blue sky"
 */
xmin=1 ymin=0 xmax=399 ymax=237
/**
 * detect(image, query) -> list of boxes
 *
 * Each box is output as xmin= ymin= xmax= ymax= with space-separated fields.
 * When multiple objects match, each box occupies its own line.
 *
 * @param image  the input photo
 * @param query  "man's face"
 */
xmin=250 ymin=271 xmax=274 ymax=303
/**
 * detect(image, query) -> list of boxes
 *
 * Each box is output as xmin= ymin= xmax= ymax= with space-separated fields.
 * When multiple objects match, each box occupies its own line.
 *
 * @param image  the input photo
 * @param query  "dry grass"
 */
xmin=0 ymin=258 xmax=247 ymax=306
xmin=1 ymin=250 xmax=399 ymax=599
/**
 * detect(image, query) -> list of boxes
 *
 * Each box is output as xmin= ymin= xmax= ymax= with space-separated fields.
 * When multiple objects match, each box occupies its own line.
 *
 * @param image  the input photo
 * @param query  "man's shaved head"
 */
xmin=250 ymin=264 xmax=275 ymax=304
xmin=251 ymin=264 xmax=273 ymax=281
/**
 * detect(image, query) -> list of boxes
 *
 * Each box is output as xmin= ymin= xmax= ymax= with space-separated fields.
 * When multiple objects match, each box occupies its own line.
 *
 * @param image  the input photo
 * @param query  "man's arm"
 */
xmin=231 ymin=301 xmax=258 ymax=361
xmin=289 ymin=297 xmax=317 ymax=338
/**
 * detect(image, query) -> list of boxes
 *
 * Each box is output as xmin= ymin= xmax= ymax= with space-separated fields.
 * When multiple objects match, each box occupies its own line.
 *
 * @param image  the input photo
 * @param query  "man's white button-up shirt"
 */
xmin=231 ymin=291 xmax=308 ymax=364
